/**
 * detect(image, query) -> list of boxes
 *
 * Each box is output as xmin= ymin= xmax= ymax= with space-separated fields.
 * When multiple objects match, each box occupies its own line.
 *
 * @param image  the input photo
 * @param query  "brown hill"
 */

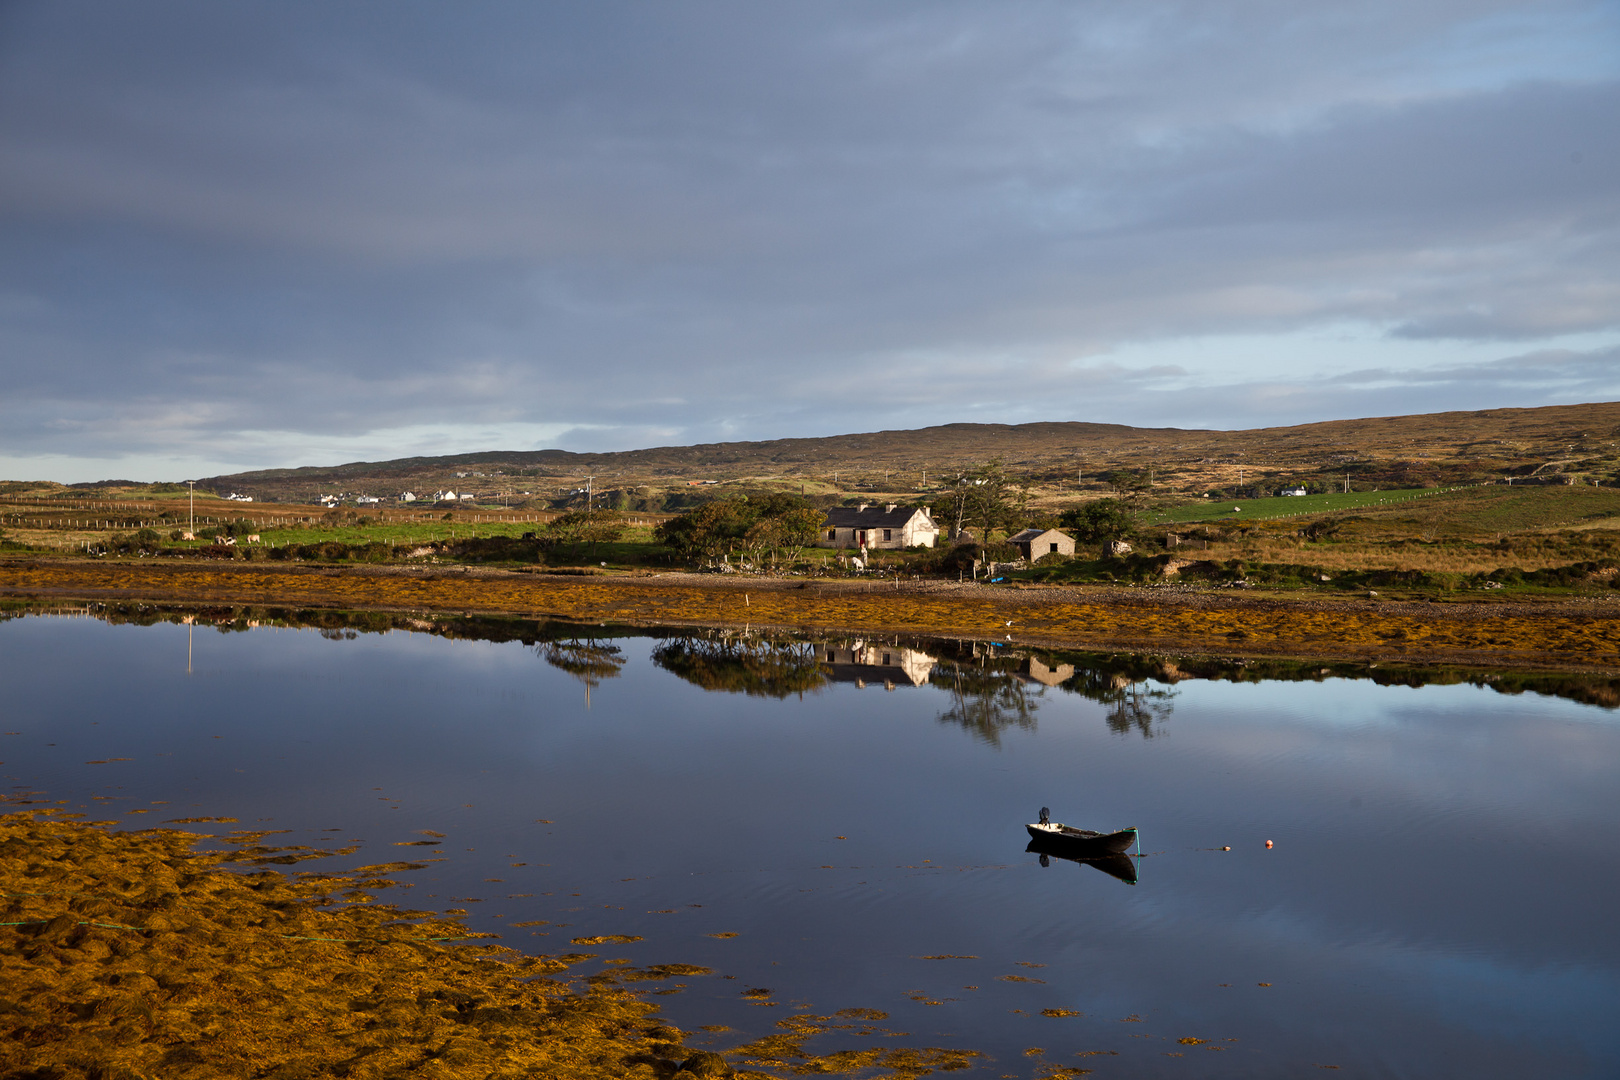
xmin=186 ymin=402 xmax=1620 ymax=507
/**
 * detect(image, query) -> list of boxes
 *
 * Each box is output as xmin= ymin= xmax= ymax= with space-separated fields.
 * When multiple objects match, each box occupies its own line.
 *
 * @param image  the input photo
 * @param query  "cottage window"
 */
xmin=1050 ymin=542 xmax=1058 ymax=552
xmin=827 ymin=529 xmax=836 ymax=540
xmin=883 ymin=529 xmax=892 ymax=541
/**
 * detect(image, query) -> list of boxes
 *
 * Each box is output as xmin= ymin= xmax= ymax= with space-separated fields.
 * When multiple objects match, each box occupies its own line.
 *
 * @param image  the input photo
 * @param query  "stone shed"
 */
xmin=1007 ymin=527 xmax=1075 ymax=562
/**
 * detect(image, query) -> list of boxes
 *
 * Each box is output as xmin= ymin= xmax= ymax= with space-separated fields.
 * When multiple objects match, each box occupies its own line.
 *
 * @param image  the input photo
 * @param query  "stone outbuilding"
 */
xmin=818 ymin=504 xmax=939 ymax=550
xmin=1007 ymin=527 xmax=1075 ymax=562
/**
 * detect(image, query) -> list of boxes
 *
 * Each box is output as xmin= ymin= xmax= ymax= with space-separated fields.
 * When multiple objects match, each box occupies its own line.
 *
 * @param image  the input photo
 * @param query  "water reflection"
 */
xmin=933 ymin=666 xmax=1039 ymax=747
xmin=539 ymin=638 xmax=627 ymax=688
xmin=540 ymin=637 xmax=627 ymax=706
xmin=1026 ymin=839 xmax=1139 ymax=886
xmin=650 ymin=633 xmax=826 ymax=698
xmin=20 ymin=600 xmax=1619 ymax=712
xmin=819 ymin=642 xmax=934 ymax=688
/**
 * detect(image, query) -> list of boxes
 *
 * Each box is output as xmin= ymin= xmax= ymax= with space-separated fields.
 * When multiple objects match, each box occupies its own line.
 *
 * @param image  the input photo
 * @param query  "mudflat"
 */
xmin=4 ymin=557 xmax=1615 ymax=671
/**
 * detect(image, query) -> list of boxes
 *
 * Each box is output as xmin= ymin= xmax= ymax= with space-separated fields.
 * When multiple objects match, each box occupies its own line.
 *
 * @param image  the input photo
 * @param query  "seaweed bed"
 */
xmin=2 ymin=559 xmax=1617 ymax=671
xmin=0 ymin=809 xmax=982 ymax=1079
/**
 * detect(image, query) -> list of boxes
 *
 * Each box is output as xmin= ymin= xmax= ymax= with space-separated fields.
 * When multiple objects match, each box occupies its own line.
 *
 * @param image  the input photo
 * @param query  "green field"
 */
xmin=1146 ymin=487 xmax=1454 ymax=525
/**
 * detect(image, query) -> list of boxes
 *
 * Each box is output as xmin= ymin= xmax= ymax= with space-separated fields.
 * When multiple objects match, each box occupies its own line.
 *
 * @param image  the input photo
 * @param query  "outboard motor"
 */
xmin=1039 ymin=807 xmax=1050 ymax=825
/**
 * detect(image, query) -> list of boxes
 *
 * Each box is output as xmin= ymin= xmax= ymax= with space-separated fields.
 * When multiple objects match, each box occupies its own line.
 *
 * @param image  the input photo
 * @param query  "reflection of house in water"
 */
xmin=1020 ymin=657 xmax=1074 ymax=687
xmin=819 ymin=641 xmax=937 ymax=689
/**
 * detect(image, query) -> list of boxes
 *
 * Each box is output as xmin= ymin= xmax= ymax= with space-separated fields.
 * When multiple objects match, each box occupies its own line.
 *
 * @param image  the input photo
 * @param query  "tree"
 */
xmin=1098 ymin=468 xmax=1151 ymax=500
xmin=655 ymin=499 xmax=756 ymax=560
xmin=1058 ymin=499 xmax=1137 ymax=544
xmin=743 ymin=506 xmax=825 ymax=568
xmin=931 ymin=459 xmax=1028 ymax=539
xmin=655 ymin=496 xmax=826 ymax=567
xmin=544 ymin=509 xmax=626 ymax=558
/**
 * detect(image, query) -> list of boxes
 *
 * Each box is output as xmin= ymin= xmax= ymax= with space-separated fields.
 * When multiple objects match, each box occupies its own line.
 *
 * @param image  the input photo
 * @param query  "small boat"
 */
xmin=1026 ymin=807 xmax=1137 ymax=855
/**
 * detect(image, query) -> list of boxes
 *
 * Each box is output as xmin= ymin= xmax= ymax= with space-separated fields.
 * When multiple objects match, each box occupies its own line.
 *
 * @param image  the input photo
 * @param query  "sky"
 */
xmin=1 ymin=1 xmax=1617 ymax=483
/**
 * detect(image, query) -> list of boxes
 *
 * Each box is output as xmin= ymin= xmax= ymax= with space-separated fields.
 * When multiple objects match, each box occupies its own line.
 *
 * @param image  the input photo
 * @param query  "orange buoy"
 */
xmin=1264 ymin=840 xmax=1274 ymax=848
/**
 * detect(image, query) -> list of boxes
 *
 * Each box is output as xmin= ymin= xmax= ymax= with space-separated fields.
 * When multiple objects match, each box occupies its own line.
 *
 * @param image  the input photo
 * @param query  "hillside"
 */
xmin=186 ymin=402 xmax=1620 ymax=509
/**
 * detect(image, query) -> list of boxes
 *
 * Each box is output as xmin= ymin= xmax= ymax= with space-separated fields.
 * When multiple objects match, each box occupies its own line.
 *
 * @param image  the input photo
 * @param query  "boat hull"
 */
xmin=1025 ymin=823 xmax=1137 ymax=855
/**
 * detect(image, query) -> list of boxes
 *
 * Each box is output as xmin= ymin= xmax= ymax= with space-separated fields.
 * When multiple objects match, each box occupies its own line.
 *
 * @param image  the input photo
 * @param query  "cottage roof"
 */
xmin=824 ymin=505 xmax=931 ymax=528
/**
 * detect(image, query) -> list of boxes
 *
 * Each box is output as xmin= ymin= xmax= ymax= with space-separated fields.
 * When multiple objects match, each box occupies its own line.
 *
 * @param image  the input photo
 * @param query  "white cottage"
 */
xmin=817 ymin=504 xmax=938 ymax=550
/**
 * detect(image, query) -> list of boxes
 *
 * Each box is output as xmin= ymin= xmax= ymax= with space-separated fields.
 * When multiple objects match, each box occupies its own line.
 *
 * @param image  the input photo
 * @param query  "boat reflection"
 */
xmin=1026 ymin=838 xmax=1139 ymax=886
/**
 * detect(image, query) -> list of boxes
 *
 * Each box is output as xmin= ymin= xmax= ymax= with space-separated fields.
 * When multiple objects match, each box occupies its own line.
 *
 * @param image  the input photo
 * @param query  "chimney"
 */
xmin=885 ymin=503 xmax=897 ymax=513
xmin=857 ymin=503 xmax=868 ymax=512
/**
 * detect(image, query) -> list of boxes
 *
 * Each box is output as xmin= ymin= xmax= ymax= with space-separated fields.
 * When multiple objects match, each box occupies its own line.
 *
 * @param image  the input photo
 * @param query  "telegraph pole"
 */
xmin=187 ymin=481 xmax=195 ymax=536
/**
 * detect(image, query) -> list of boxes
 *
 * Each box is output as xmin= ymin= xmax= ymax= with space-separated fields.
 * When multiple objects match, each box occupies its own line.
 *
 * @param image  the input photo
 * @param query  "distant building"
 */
xmin=818 ymin=504 xmax=938 ymax=549
xmin=400 ymin=492 xmax=417 ymax=502
xmin=1282 ymin=487 xmax=1308 ymax=496
xmin=1007 ymin=527 xmax=1074 ymax=562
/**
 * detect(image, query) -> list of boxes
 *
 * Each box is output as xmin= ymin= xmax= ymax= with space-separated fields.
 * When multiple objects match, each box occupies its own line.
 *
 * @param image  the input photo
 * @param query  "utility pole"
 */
xmin=187 ymin=481 xmax=195 ymax=536
xmin=586 ymin=475 xmax=593 ymax=510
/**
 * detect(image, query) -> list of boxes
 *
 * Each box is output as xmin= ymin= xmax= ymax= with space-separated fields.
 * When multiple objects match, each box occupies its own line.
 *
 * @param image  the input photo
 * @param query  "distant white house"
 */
xmin=1281 ymin=487 xmax=1308 ymax=496
xmin=225 ymin=493 xmax=254 ymax=502
xmin=818 ymin=504 xmax=938 ymax=550
xmin=400 ymin=492 xmax=417 ymax=502
xmin=356 ymin=495 xmax=380 ymax=505
xmin=432 ymin=490 xmax=457 ymax=502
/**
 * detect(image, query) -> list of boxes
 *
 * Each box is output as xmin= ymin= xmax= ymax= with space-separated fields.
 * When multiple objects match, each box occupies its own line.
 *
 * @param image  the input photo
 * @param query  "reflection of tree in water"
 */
xmin=1059 ymin=665 xmax=1176 ymax=738
xmin=1103 ymin=680 xmax=1175 ymax=738
xmin=650 ymin=635 xmax=826 ymax=698
xmin=539 ymin=638 xmax=626 ymax=690
xmin=932 ymin=666 xmax=1038 ymax=747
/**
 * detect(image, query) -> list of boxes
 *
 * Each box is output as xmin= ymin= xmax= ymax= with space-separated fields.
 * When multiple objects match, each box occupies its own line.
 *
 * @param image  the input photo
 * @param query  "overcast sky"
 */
xmin=2 ymin=1 xmax=1617 ymax=482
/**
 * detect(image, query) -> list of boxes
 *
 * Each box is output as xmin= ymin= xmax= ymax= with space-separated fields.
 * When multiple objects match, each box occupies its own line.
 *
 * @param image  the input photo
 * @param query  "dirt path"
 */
xmin=3 ymin=557 xmax=1616 ymax=671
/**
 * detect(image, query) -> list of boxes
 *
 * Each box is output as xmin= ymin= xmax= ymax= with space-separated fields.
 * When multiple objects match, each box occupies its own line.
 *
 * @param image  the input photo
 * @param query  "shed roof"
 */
xmin=1007 ymin=527 xmax=1072 ymax=544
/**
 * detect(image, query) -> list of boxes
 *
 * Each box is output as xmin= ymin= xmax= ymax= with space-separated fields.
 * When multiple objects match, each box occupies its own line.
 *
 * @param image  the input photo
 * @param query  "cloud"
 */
xmin=0 ymin=1 xmax=1617 ymax=479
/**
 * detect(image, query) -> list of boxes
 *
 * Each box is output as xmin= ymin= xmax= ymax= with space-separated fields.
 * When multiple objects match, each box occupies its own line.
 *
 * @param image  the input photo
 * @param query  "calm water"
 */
xmin=3 ymin=609 xmax=1618 ymax=1078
